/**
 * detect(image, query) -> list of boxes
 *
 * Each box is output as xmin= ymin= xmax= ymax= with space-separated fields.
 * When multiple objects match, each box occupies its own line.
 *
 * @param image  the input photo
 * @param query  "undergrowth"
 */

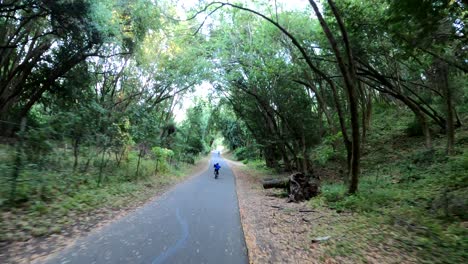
xmin=0 ymin=148 xmax=205 ymax=243
xmin=226 ymin=107 xmax=467 ymax=263
xmin=308 ymin=108 xmax=468 ymax=263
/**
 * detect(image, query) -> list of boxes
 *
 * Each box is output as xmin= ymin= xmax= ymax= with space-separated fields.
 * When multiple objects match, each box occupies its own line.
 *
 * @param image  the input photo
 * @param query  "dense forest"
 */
xmin=1 ymin=0 xmax=467 ymax=263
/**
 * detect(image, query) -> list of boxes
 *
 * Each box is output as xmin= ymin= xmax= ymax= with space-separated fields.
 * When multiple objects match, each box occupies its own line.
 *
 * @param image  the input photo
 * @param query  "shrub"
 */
xmin=313 ymin=144 xmax=335 ymax=166
xmin=234 ymin=146 xmax=258 ymax=161
xmin=151 ymin=147 xmax=174 ymax=173
xmin=312 ymin=132 xmax=344 ymax=166
xmin=406 ymin=117 xmax=423 ymax=137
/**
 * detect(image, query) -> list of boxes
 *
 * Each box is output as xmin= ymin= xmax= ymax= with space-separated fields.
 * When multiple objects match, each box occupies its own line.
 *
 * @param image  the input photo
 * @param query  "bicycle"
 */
xmin=213 ymin=162 xmax=221 ymax=179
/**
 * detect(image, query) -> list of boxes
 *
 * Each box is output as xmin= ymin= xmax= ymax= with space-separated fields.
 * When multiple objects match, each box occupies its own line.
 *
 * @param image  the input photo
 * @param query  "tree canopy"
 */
xmin=1 ymin=0 xmax=466 ymax=194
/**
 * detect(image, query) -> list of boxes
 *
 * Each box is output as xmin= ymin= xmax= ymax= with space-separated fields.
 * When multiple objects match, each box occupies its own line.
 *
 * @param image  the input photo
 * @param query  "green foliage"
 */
xmin=176 ymin=99 xmax=215 ymax=157
xmin=308 ymin=107 xmax=468 ymax=262
xmin=312 ymin=133 xmax=343 ymax=166
xmin=406 ymin=117 xmax=424 ymax=137
xmin=233 ymin=146 xmax=259 ymax=161
xmin=208 ymin=10 xmax=323 ymax=170
xmin=0 ymin=140 xmax=204 ymax=243
xmin=151 ymin=146 xmax=174 ymax=159
xmin=450 ymin=149 xmax=468 ymax=170
xmin=212 ymin=104 xmax=251 ymax=151
xmin=151 ymin=146 xmax=174 ymax=172
xmin=0 ymin=0 xmax=466 ymax=262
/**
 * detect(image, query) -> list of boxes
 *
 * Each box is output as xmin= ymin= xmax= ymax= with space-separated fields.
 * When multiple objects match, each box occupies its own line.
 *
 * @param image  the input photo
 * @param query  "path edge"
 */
xmin=224 ymin=157 xmax=256 ymax=264
xmin=30 ymin=155 xmax=211 ymax=264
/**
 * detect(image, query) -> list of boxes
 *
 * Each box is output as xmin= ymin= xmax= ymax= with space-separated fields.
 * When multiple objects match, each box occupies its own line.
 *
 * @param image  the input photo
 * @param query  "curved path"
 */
xmin=40 ymin=153 xmax=248 ymax=264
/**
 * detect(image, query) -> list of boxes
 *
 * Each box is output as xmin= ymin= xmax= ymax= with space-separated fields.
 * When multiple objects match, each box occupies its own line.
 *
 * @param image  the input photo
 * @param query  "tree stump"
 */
xmin=262 ymin=172 xmax=319 ymax=202
xmin=288 ymin=172 xmax=319 ymax=202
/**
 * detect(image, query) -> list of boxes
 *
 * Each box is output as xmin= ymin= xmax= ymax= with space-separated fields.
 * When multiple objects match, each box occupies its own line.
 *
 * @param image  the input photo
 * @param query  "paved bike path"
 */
xmin=40 ymin=153 xmax=248 ymax=264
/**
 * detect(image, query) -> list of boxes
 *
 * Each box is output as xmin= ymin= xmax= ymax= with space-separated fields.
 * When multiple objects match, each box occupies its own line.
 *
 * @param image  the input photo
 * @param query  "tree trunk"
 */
xmin=398 ymin=93 xmax=433 ymax=149
xmin=348 ymin=95 xmax=361 ymax=194
xmin=309 ymin=0 xmax=361 ymax=193
xmin=454 ymin=107 xmax=462 ymax=127
xmin=97 ymin=149 xmax=106 ymax=187
xmin=264 ymin=146 xmax=279 ymax=169
xmin=72 ymin=137 xmax=80 ymax=172
xmin=441 ymin=63 xmax=454 ymax=155
xmin=361 ymin=87 xmax=372 ymax=146
xmin=359 ymin=68 xmax=436 ymax=149
xmin=135 ymin=148 xmax=143 ymax=180
xmin=300 ymin=128 xmax=311 ymax=173
xmin=116 ymin=147 xmax=126 ymax=167
xmin=295 ymin=76 xmax=335 ymax=134
xmin=279 ymin=142 xmax=292 ymax=171
xmin=214 ymin=1 xmax=357 ymax=186
xmin=420 ymin=114 xmax=432 ymax=149
xmin=154 ymin=159 xmax=159 ymax=174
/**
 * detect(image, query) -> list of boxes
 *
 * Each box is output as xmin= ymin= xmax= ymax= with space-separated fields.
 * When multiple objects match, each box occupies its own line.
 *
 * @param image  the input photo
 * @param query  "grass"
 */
xmin=0 ymin=145 xmax=207 ymax=243
xmin=225 ymin=150 xmax=279 ymax=178
xmin=1 ymin=174 xmax=181 ymax=242
xmin=306 ymin=108 xmax=468 ymax=263
xmin=234 ymin=107 xmax=468 ymax=263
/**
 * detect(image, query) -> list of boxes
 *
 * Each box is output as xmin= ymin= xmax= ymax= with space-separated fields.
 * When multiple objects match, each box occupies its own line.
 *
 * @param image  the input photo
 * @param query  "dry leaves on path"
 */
xmin=229 ymin=161 xmax=330 ymax=264
xmin=228 ymin=160 xmax=420 ymax=264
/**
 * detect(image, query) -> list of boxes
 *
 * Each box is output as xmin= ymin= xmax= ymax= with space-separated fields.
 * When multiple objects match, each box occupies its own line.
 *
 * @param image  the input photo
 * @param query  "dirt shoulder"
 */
xmin=226 ymin=157 xmax=418 ymax=264
xmin=227 ymin=158 xmax=324 ymax=263
xmin=1 ymin=156 xmax=210 ymax=264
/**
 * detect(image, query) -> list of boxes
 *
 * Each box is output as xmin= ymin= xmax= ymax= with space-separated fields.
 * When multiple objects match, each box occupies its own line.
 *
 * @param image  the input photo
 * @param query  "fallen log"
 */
xmin=262 ymin=172 xmax=320 ymax=202
xmin=263 ymin=179 xmax=290 ymax=189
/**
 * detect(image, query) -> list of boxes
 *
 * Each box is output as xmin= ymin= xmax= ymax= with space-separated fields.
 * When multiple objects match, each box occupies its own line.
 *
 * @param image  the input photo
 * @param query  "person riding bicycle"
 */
xmin=214 ymin=163 xmax=221 ymax=178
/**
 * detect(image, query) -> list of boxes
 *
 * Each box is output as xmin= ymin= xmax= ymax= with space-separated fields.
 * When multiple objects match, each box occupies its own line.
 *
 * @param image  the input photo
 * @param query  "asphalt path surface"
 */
xmin=40 ymin=153 xmax=248 ymax=264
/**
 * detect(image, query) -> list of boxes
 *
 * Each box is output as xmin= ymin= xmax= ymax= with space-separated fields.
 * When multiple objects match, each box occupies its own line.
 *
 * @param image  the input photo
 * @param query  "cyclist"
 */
xmin=214 ymin=163 xmax=221 ymax=179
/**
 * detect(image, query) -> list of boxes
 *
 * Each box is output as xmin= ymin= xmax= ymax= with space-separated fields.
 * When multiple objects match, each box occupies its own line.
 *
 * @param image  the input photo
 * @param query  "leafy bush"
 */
xmin=234 ymin=146 xmax=258 ymax=161
xmin=312 ymin=144 xmax=335 ymax=166
xmin=406 ymin=117 xmax=424 ymax=137
xmin=151 ymin=147 xmax=174 ymax=172
xmin=449 ymin=150 xmax=468 ymax=171
xmin=312 ymin=132 xmax=343 ymax=166
xmin=412 ymin=149 xmax=437 ymax=165
xmin=317 ymin=183 xmax=346 ymax=203
xmin=23 ymin=127 xmax=55 ymax=165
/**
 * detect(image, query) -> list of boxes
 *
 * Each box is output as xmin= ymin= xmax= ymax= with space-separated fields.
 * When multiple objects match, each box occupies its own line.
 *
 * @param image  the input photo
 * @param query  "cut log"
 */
xmin=263 ymin=179 xmax=290 ymax=189
xmin=262 ymin=172 xmax=320 ymax=202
